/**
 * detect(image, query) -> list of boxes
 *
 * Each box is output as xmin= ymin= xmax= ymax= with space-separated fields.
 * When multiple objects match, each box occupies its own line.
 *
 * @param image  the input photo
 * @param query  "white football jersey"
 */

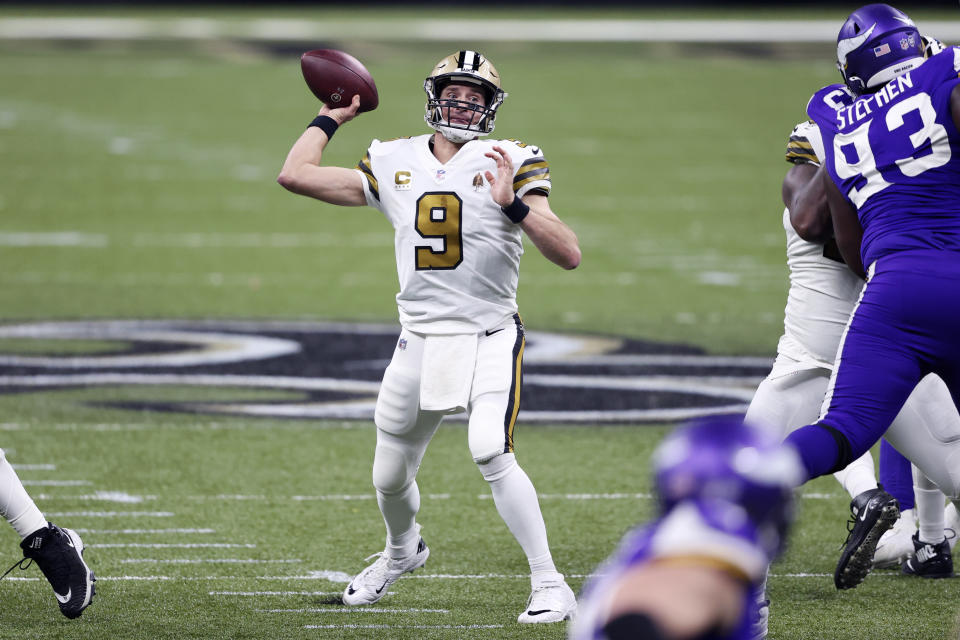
xmin=355 ymin=134 xmax=550 ymax=334
xmin=778 ymin=120 xmax=864 ymax=367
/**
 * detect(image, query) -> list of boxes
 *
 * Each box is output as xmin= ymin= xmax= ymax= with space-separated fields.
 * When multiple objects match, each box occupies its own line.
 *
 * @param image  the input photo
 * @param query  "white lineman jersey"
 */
xmin=777 ymin=120 xmax=863 ymax=369
xmin=356 ymin=135 xmax=551 ymax=335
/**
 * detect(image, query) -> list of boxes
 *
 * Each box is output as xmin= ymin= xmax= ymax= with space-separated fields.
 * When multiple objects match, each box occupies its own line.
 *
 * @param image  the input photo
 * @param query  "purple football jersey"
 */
xmin=570 ymin=501 xmax=767 ymax=640
xmin=807 ymin=47 xmax=960 ymax=266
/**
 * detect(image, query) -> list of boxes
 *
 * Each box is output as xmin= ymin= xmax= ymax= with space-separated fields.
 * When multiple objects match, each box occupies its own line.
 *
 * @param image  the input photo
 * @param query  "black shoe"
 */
xmin=834 ymin=487 xmax=900 ymax=590
xmin=20 ymin=523 xmax=96 ymax=618
xmin=902 ymin=532 xmax=954 ymax=579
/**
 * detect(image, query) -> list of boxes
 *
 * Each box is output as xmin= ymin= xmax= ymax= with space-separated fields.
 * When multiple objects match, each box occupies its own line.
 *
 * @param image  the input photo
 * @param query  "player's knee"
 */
xmin=374 ymin=369 xmax=420 ymax=435
xmin=821 ymin=424 xmax=856 ymax=473
xmin=372 ymin=443 xmax=416 ymax=495
xmin=476 ymin=452 xmax=517 ymax=483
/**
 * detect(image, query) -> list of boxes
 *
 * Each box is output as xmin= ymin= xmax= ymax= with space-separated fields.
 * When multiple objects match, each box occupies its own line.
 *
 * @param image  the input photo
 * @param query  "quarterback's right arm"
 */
xmin=277 ymin=96 xmax=367 ymax=207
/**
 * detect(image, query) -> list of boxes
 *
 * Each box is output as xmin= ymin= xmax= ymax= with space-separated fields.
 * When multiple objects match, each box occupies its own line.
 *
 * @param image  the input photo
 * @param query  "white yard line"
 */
xmin=0 ymin=232 xmax=107 ymax=247
xmin=211 ymin=591 xmax=340 ymax=596
xmin=34 ymin=492 xmax=154 ymax=503
xmin=125 ymin=559 xmax=300 ymax=565
xmin=76 ymin=528 xmax=214 ymax=534
xmin=0 ymin=572 xmax=871 ymax=583
xmin=91 ymin=543 xmax=256 ymax=549
xmin=207 ymin=591 xmax=344 ymax=598
xmin=261 ymin=607 xmax=449 ymax=614
xmin=44 ymin=511 xmax=174 ymax=517
xmin=305 ymin=625 xmax=504 ymax=630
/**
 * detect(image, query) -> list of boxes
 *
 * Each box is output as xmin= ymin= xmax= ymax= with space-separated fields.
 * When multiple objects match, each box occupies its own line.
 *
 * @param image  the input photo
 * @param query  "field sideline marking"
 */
xmin=3 ymin=17 xmax=960 ymax=44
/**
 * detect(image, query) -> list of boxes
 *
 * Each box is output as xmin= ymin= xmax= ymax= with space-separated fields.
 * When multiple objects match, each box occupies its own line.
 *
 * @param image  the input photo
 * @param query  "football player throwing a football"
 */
xmin=278 ymin=50 xmax=580 ymax=623
xmin=0 ymin=448 xmax=95 ymax=618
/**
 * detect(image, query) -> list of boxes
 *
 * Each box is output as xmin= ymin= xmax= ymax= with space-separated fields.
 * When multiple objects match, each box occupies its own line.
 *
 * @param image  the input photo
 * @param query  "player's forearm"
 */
xmin=277 ymin=128 xmax=330 ymax=193
xmin=520 ymin=206 xmax=581 ymax=270
xmin=277 ymin=129 xmax=365 ymax=206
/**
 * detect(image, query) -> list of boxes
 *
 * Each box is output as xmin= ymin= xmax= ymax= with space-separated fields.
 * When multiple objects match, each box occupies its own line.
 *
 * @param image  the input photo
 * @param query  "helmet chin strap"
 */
xmin=438 ymin=127 xmax=480 ymax=144
xmin=427 ymin=118 xmax=487 ymax=145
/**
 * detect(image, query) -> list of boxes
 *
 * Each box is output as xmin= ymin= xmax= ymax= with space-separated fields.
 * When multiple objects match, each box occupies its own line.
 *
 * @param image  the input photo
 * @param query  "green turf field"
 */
xmin=2 ymin=7 xmax=960 ymax=640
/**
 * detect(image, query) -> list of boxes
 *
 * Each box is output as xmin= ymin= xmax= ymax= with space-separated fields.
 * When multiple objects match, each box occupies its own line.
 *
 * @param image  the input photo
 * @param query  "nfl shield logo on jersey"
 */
xmin=397 ymin=338 xmax=407 ymax=351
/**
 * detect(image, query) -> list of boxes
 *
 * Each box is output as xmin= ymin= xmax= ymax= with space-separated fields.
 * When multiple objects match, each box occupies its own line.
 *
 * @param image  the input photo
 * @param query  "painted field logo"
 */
xmin=0 ymin=320 xmax=770 ymax=423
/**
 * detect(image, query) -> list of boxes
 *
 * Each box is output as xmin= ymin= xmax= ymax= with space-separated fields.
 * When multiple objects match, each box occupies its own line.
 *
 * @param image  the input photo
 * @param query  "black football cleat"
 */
xmin=902 ymin=532 xmax=954 ymax=579
xmin=834 ymin=487 xmax=899 ymax=590
xmin=20 ymin=523 xmax=96 ymax=618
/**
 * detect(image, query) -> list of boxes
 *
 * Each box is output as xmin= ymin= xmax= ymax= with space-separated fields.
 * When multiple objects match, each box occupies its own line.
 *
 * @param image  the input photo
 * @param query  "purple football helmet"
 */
xmin=652 ymin=415 xmax=803 ymax=557
xmin=836 ymin=3 xmax=925 ymax=94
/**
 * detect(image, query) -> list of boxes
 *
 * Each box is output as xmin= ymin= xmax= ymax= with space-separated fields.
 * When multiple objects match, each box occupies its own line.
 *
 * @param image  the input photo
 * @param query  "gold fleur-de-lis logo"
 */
xmin=472 ymin=173 xmax=485 ymax=191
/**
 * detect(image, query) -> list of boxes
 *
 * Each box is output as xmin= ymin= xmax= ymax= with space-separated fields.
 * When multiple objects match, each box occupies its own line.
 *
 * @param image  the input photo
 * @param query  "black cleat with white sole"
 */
xmin=834 ymin=487 xmax=899 ymax=590
xmin=902 ymin=532 xmax=954 ymax=579
xmin=16 ymin=523 xmax=96 ymax=618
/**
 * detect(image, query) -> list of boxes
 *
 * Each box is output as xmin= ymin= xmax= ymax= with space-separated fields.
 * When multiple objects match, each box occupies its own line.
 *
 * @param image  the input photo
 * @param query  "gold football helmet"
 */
xmin=424 ymin=50 xmax=507 ymax=144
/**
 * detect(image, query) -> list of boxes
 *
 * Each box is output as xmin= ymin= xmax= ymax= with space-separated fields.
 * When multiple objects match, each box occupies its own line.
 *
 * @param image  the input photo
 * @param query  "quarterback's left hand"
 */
xmin=484 ymin=145 xmax=517 ymax=208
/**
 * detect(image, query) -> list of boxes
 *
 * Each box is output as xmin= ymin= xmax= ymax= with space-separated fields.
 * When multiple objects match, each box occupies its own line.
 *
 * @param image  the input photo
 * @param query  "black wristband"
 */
xmin=501 ymin=196 xmax=530 ymax=224
xmin=308 ymin=115 xmax=339 ymax=140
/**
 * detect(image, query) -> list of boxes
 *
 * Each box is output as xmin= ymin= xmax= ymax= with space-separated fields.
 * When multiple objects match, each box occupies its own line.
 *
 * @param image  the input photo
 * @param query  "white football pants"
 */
xmin=369 ymin=319 xmax=555 ymax=572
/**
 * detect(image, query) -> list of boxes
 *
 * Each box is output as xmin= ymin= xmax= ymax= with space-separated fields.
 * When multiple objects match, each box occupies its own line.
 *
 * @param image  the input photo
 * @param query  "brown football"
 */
xmin=300 ymin=49 xmax=379 ymax=113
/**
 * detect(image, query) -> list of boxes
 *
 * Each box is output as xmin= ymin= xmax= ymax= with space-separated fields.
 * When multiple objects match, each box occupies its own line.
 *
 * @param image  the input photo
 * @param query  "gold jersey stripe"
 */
xmin=356 ymin=152 xmax=380 ymax=201
xmin=513 ymin=172 xmax=551 ymax=191
xmin=786 ymin=137 xmax=817 ymax=165
xmin=506 ymin=333 xmax=525 ymax=452
xmin=786 ymin=151 xmax=819 ymax=165
xmin=514 ymin=163 xmax=549 ymax=180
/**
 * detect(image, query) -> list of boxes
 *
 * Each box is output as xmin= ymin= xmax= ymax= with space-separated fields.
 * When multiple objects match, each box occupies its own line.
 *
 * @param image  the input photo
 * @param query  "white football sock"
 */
xmin=376 ymin=480 xmax=421 ymax=559
xmin=478 ymin=453 xmax=556 ymax=576
xmin=833 ymin=450 xmax=877 ymax=499
xmin=0 ymin=448 xmax=47 ymax=539
xmin=914 ymin=466 xmax=946 ymax=544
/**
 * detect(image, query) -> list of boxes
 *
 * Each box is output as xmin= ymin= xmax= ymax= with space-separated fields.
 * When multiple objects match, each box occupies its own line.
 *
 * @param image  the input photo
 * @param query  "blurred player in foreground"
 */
xmin=570 ymin=415 xmax=803 ymax=640
xmin=0 ymin=447 xmax=95 ymax=618
xmin=785 ymin=1 xmax=960 ymax=585
xmin=278 ymin=50 xmax=580 ymax=622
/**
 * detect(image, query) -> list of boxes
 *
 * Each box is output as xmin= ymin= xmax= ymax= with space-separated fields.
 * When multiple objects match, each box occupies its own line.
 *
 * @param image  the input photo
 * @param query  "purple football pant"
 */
xmin=786 ymin=250 xmax=960 ymax=481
